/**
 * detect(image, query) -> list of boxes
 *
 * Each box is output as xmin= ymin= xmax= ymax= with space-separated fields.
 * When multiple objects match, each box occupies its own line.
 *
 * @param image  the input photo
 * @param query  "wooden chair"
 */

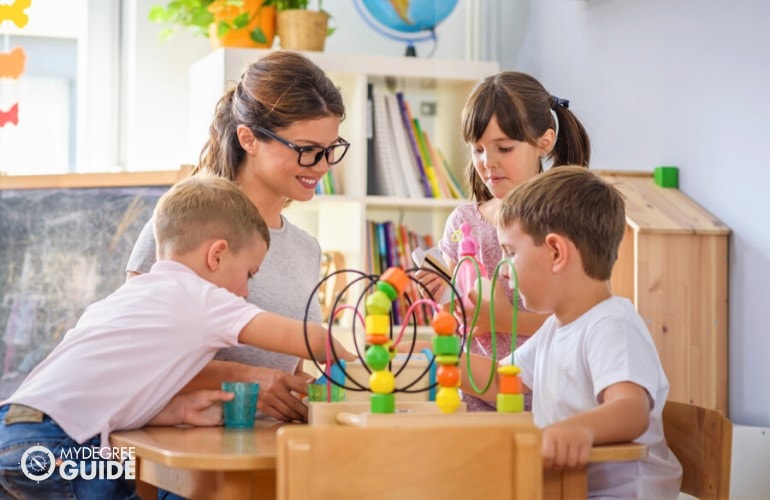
xmin=276 ymin=414 xmax=542 ymax=500
xmin=662 ymin=400 xmax=732 ymax=499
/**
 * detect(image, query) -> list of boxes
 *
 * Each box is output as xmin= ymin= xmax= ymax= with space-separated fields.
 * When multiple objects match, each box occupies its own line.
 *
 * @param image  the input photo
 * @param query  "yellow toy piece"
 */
xmin=0 ymin=0 xmax=31 ymax=28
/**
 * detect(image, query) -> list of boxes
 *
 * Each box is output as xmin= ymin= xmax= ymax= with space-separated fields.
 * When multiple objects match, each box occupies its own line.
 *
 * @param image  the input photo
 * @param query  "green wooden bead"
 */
xmin=375 ymin=280 xmax=398 ymax=301
xmin=370 ymin=393 xmax=395 ymax=414
xmin=365 ymin=345 xmax=390 ymax=371
xmin=365 ymin=290 xmax=392 ymax=315
xmin=496 ymin=393 xmax=524 ymax=413
xmin=432 ymin=335 xmax=460 ymax=356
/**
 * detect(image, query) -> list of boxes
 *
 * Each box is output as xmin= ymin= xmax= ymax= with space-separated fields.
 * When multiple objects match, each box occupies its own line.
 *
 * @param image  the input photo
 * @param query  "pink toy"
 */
xmin=454 ymin=222 xmax=487 ymax=299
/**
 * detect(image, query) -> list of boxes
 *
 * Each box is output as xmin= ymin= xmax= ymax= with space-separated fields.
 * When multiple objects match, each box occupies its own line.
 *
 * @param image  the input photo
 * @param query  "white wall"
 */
xmin=499 ymin=0 xmax=769 ymax=427
xmin=126 ymin=0 xmax=469 ymax=171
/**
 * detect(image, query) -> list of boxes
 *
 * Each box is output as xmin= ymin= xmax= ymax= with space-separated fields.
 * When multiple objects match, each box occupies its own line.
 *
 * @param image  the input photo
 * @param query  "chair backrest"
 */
xmin=277 ymin=421 xmax=542 ymax=500
xmin=662 ymin=400 xmax=732 ymax=499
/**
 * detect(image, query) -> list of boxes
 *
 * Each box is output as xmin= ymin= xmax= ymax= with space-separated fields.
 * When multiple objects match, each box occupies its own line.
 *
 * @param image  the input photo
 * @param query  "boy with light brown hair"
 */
xmin=0 ymin=175 xmax=353 ymax=498
xmin=497 ymin=166 xmax=682 ymax=497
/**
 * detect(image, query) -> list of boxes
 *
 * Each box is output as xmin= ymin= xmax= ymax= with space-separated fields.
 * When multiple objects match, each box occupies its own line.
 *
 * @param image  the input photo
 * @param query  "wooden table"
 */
xmin=112 ymin=422 xmax=646 ymax=500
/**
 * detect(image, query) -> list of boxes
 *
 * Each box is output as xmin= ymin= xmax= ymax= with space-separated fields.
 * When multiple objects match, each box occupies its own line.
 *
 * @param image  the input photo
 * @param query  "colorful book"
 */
xmin=395 ymin=92 xmax=432 ymax=198
xmin=384 ymin=93 xmax=425 ymax=198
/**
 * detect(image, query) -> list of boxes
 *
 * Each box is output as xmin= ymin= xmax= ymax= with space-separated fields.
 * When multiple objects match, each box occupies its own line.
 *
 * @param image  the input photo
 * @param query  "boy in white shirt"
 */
xmin=0 ymin=175 xmax=354 ymax=499
xmin=497 ymin=166 xmax=682 ymax=498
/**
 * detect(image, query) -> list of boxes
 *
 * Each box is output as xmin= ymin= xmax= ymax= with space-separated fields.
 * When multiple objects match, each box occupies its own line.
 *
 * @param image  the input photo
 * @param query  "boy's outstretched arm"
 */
xmin=541 ymin=381 xmax=650 ymax=469
xmin=239 ymin=312 xmax=357 ymax=364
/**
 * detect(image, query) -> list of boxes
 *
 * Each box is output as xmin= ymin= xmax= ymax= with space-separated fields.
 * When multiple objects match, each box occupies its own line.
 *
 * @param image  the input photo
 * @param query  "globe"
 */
xmin=354 ymin=0 xmax=460 ymax=56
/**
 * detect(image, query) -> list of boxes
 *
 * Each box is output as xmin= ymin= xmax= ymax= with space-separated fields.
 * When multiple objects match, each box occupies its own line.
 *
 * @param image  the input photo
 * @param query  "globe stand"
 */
xmin=405 ymin=44 xmax=417 ymax=57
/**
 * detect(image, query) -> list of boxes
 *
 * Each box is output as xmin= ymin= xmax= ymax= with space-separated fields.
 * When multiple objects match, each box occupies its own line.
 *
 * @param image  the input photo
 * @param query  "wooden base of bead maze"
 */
xmin=309 ymin=401 xmax=469 ymax=426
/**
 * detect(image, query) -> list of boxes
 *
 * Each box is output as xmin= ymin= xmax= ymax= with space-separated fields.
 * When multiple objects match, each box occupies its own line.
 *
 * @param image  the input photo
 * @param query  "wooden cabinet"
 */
xmin=602 ymin=171 xmax=730 ymax=414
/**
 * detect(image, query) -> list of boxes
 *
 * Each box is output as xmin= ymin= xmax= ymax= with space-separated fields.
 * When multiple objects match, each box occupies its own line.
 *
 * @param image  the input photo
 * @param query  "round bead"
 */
xmin=366 ymin=334 xmax=390 ymax=346
xmin=431 ymin=311 xmax=457 ymax=335
xmin=436 ymin=364 xmax=460 ymax=387
xmin=365 ymin=290 xmax=393 ymax=315
xmin=375 ymin=281 xmax=398 ymax=301
xmin=369 ymin=370 xmax=395 ymax=394
xmin=364 ymin=345 xmax=390 ymax=371
xmin=435 ymin=387 xmax=461 ymax=414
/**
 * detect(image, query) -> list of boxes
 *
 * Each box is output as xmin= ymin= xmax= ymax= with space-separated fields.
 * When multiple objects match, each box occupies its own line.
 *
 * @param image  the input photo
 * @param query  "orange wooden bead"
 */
xmin=431 ymin=311 xmax=457 ymax=335
xmin=499 ymin=374 xmax=523 ymax=394
xmin=366 ymin=334 xmax=390 ymax=345
xmin=380 ymin=267 xmax=410 ymax=296
xmin=436 ymin=364 xmax=460 ymax=387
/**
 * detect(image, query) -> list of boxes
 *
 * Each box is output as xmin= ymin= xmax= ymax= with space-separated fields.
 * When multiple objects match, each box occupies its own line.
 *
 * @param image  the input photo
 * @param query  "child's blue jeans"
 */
xmin=0 ymin=404 xmax=139 ymax=499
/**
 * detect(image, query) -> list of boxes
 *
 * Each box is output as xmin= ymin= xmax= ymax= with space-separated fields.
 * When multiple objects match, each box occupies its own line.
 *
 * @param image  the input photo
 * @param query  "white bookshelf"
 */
xmin=189 ymin=49 xmax=499 ymax=321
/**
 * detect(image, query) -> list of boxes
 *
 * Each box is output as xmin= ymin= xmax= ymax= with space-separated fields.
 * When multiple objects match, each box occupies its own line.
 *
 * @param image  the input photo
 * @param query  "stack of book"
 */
xmin=365 ymin=220 xmax=435 ymax=326
xmin=367 ymin=84 xmax=466 ymax=199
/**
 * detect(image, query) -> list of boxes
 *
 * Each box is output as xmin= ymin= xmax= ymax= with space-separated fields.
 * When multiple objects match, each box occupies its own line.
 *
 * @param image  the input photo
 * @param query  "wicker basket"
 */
xmin=276 ymin=9 xmax=329 ymax=51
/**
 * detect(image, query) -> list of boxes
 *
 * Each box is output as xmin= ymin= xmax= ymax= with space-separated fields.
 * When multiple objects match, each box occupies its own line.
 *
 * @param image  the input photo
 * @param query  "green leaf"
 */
xmin=159 ymin=27 xmax=175 ymax=42
xmin=233 ymin=12 xmax=250 ymax=29
xmin=250 ymin=27 xmax=267 ymax=44
xmin=326 ymin=27 xmax=335 ymax=37
xmin=148 ymin=5 xmax=169 ymax=23
xmin=217 ymin=21 xmax=232 ymax=37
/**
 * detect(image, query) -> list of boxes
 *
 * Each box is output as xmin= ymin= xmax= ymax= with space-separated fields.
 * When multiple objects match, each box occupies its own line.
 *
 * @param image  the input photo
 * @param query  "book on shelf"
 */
xmin=422 ymin=130 xmax=459 ymax=199
xmin=366 ymin=219 xmax=436 ymax=326
xmin=384 ymin=93 xmax=426 ymax=199
xmin=369 ymin=89 xmax=409 ymax=197
xmin=395 ymin=92 xmax=432 ymax=198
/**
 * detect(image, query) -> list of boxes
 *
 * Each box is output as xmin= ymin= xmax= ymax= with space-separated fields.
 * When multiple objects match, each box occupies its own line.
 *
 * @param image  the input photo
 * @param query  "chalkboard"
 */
xmin=0 ymin=185 xmax=168 ymax=398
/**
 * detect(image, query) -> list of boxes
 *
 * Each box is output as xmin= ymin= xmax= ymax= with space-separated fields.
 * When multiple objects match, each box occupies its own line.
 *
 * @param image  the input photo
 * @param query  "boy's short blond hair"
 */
xmin=497 ymin=166 xmax=625 ymax=280
xmin=153 ymin=175 xmax=270 ymax=256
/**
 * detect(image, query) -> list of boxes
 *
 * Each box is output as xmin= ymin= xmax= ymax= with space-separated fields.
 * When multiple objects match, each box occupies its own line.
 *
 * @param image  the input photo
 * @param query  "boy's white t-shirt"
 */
xmin=7 ymin=260 xmax=261 ymax=447
xmin=503 ymin=296 xmax=682 ymax=499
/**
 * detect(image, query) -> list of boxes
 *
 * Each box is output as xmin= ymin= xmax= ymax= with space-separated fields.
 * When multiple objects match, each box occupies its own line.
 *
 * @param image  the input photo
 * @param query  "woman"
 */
xmin=126 ymin=51 xmax=348 ymax=422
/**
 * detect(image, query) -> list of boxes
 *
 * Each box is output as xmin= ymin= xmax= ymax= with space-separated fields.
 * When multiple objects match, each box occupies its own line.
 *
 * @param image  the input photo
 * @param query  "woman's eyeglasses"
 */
xmin=253 ymin=126 xmax=350 ymax=167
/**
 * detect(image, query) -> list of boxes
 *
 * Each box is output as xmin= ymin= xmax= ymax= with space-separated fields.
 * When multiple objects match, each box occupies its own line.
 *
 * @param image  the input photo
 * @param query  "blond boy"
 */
xmin=0 ymin=176 xmax=353 ymax=498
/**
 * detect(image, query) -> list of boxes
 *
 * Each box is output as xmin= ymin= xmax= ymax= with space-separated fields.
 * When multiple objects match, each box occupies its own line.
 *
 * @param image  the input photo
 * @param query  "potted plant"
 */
xmin=268 ymin=0 xmax=333 ymax=51
xmin=148 ymin=0 xmax=277 ymax=49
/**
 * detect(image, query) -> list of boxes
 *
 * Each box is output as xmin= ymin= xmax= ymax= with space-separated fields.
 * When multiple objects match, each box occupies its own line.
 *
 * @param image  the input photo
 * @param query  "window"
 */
xmin=0 ymin=0 xmax=120 ymax=175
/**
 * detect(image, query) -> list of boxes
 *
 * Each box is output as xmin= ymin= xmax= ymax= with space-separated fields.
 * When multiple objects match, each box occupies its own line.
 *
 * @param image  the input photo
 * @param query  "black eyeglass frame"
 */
xmin=253 ymin=126 xmax=350 ymax=167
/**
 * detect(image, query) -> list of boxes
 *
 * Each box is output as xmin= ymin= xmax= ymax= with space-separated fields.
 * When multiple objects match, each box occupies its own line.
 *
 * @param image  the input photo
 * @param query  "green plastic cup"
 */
xmin=222 ymin=382 xmax=259 ymax=428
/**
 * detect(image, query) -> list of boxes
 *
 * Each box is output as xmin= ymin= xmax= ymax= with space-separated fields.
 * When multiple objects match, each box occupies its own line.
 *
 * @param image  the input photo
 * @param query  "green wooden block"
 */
xmin=654 ymin=166 xmax=679 ymax=188
xmin=496 ymin=393 xmax=524 ymax=413
xmin=370 ymin=393 xmax=395 ymax=414
xmin=432 ymin=335 xmax=460 ymax=356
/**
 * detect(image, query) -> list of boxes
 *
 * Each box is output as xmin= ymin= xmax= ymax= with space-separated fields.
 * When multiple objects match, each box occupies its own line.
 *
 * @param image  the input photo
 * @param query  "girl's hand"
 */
xmin=415 ymin=267 xmax=448 ymax=303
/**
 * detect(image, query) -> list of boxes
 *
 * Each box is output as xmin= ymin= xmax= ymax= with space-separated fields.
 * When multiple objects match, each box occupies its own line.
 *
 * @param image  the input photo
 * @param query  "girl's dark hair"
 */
xmin=461 ymin=71 xmax=591 ymax=202
xmin=195 ymin=51 xmax=346 ymax=180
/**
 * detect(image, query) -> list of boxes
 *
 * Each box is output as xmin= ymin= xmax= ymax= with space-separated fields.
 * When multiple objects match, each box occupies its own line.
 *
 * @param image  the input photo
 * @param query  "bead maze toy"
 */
xmin=303 ymin=222 xmax=523 ymax=425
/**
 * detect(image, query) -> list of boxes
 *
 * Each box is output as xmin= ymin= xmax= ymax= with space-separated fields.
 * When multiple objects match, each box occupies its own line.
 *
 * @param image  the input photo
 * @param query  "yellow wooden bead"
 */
xmin=365 ymin=314 xmax=390 ymax=335
xmin=498 ymin=365 xmax=521 ymax=376
xmin=369 ymin=370 xmax=395 ymax=394
xmin=435 ymin=387 xmax=461 ymax=414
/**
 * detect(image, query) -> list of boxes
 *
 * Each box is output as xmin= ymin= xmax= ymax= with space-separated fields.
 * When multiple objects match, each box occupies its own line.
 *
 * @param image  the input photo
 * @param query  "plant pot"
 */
xmin=276 ymin=9 xmax=329 ymax=51
xmin=208 ymin=0 xmax=276 ymax=49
